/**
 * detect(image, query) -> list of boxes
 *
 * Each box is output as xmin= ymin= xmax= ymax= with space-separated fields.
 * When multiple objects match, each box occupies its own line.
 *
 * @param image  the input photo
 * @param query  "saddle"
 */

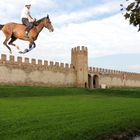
xmin=22 ymin=19 xmax=38 ymax=31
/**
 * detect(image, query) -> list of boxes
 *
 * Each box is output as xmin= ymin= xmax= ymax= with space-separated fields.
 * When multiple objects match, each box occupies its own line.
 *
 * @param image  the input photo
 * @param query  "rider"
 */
xmin=21 ymin=2 xmax=35 ymax=36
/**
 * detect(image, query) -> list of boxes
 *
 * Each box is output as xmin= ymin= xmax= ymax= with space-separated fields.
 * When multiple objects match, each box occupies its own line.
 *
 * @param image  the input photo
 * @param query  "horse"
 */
xmin=0 ymin=15 xmax=54 ymax=54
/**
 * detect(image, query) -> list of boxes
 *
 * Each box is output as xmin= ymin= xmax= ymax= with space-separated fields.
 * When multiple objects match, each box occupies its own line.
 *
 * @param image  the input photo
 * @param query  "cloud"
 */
xmin=54 ymin=0 xmax=123 ymax=26
xmin=50 ymin=13 xmax=140 ymax=57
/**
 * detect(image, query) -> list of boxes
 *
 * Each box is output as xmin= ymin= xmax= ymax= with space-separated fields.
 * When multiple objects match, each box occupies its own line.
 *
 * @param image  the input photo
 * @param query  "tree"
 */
xmin=120 ymin=0 xmax=140 ymax=31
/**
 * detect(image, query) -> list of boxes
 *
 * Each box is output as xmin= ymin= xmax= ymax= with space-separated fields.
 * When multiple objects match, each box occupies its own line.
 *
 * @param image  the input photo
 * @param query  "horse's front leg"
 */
xmin=29 ymin=42 xmax=36 ymax=49
xmin=18 ymin=41 xmax=35 ymax=54
xmin=29 ymin=42 xmax=32 ymax=49
xmin=19 ymin=42 xmax=33 ymax=54
xmin=32 ymin=42 xmax=36 ymax=48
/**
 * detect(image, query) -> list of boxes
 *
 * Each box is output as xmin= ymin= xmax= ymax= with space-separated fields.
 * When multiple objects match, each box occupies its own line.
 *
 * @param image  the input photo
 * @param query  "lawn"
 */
xmin=0 ymin=86 xmax=140 ymax=140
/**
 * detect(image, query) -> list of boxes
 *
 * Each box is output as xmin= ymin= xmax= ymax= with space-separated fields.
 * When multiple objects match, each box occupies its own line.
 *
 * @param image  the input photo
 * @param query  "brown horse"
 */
xmin=0 ymin=15 xmax=54 ymax=54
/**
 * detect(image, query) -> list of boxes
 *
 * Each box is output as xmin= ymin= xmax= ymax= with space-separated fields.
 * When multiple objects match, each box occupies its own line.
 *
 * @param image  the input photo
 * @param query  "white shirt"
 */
xmin=21 ymin=7 xmax=31 ymax=21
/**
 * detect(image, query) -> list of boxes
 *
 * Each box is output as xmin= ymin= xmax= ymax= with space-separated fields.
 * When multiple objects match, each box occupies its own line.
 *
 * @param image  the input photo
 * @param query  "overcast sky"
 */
xmin=0 ymin=0 xmax=140 ymax=72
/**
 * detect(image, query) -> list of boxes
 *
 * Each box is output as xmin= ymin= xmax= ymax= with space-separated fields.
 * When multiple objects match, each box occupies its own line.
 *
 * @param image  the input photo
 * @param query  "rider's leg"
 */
xmin=26 ymin=23 xmax=33 ymax=35
xmin=22 ymin=18 xmax=32 ymax=35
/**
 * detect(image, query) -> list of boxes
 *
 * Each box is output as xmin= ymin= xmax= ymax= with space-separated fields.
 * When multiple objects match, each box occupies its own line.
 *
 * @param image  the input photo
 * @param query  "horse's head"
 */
xmin=44 ymin=15 xmax=54 ymax=32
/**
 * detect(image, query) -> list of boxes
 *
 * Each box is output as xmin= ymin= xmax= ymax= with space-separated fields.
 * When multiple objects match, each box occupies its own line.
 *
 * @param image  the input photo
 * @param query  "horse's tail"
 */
xmin=0 ymin=24 xmax=4 ymax=30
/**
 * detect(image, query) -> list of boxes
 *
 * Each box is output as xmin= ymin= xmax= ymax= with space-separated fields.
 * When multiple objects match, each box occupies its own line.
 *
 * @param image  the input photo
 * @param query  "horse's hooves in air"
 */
xmin=18 ymin=49 xmax=29 ymax=54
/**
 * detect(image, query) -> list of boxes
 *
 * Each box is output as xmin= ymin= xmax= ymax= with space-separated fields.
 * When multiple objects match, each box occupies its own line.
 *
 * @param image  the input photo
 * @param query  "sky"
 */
xmin=0 ymin=0 xmax=140 ymax=73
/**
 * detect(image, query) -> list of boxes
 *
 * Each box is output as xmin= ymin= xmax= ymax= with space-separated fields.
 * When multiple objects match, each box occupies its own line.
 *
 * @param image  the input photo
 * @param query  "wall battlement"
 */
xmin=71 ymin=46 xmax=88 ymax=55
xmin=0 ymin=54 xmax=74 ymax=72
xmin=89 ymin=67 xmax=140 ymax=76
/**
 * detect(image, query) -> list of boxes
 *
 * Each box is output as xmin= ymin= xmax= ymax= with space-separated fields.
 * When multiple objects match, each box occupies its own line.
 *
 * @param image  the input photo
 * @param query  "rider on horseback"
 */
xmin=21 ymin=3 xmax=35 ymax=36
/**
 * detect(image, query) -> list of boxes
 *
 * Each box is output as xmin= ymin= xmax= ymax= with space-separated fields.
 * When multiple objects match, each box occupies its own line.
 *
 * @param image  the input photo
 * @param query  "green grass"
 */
xmin=0 ymin=86 xmax=140 ymax=140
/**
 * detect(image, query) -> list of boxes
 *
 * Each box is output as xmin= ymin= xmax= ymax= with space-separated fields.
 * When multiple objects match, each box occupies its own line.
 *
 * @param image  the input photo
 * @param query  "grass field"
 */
xmin=0 ymin=86 xmax=140 ymax=140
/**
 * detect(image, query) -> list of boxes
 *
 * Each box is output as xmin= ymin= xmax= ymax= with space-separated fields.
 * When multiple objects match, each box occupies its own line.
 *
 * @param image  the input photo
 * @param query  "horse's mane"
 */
xmin=35 ymin=17 xmax=46 ymax=26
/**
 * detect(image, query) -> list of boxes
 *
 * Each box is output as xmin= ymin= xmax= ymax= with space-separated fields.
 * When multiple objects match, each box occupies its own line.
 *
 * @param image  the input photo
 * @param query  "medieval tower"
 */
xmin=71 ymin=46 xmax=88 ymax=87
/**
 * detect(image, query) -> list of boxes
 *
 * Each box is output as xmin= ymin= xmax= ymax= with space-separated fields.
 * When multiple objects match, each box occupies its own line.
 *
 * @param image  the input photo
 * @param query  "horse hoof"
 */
xmin=16 ymin=45 xmax=20 ymax=50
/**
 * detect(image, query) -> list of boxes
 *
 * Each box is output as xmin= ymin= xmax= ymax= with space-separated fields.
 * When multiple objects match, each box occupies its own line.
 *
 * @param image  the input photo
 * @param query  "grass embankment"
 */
xmin=0 ymin=86 xmax=140 ymax=140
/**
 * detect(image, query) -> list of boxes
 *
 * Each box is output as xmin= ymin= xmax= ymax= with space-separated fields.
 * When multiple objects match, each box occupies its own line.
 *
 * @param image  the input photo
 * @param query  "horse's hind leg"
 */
xmin=8 ymin=36 xmax=20 ymax=50
xmin=2 ymin=29 xmax=12 ymax=54
xmin=3 ymin=37 xmax=12 ymax=54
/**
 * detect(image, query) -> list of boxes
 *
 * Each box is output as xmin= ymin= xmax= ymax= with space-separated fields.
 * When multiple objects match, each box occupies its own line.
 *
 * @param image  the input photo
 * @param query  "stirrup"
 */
xmin=24 ymin=31 xmax=29 ymax=37
xmin=26 ymin=31 xmax=28 ymax=34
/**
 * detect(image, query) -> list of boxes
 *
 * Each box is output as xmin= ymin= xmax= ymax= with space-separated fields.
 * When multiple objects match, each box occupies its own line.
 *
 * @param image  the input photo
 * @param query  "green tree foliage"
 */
xmin=120 ymin=0 xmax=140 ymax=31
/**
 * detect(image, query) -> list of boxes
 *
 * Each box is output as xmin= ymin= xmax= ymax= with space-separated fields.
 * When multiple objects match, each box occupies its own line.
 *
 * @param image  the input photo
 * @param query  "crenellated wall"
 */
xmin=0 ymin=46 xmax=140 ymax=88
xmin=88 ymin=66 xmax=140 ymax=88
xmin=0 ymin=54 xmax=76 ymax=86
